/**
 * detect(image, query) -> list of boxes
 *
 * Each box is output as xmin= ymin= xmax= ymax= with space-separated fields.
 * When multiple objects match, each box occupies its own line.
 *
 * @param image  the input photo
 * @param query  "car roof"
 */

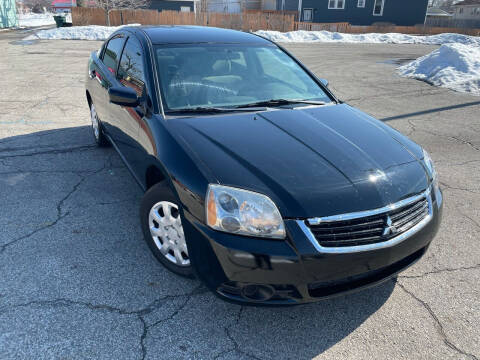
xmin=124 ymin=25 xmax=273 ymax=45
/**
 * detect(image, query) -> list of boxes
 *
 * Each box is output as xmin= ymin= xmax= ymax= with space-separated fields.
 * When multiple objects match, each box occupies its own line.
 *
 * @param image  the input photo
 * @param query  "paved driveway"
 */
xmin=0 ymin=31 xmax=479 ymax=359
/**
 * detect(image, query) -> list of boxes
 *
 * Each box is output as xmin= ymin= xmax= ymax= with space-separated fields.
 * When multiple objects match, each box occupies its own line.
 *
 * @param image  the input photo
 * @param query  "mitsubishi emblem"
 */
xmin=382 ymin=216 xmax=397 ymax=237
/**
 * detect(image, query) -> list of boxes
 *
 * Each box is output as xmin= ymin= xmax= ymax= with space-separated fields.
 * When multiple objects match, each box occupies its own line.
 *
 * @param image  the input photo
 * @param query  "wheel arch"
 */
xmin=86 ymin=90 xmax=92 ymax=108
xmin=142 ymin=156 xmax=205 ymax=222
xmin=145 ymin=163 xmax=167 ymax=190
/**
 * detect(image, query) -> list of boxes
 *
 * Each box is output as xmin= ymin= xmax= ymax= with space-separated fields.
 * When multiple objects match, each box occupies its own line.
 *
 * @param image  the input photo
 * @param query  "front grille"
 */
xmin=307 ymin=194 xmax=430 ymax=248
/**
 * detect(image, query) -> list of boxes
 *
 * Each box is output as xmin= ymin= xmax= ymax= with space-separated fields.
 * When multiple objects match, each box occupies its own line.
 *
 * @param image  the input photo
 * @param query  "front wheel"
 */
xmin=140 ymin=182 xmax=193 ymax=277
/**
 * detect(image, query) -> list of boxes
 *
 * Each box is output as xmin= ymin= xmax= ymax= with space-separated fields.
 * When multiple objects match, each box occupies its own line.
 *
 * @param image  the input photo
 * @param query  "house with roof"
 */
xmin=149 ymin=0 xmax=199 ymax=12
xmin=426 ymin=7 xmax=453 ymax=20
xmin=425 ymin=6 xmax=453 ymax=26
xmin=452 ymin=0 xmax=480 ymax=27
xmin=51 ymin=0 xmax=76 ymax=12
xmin=278 ymin=0 xmax=429 ymax=25
xmin=453 ymin=0 xmax=480 ymax=19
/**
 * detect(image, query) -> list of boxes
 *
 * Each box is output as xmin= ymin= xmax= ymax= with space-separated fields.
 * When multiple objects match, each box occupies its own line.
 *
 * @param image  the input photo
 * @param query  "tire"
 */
xmin=140 ymin=181 xmax=194 ymax=277
xmin=89 ymin=102 xmax=110 ymax=147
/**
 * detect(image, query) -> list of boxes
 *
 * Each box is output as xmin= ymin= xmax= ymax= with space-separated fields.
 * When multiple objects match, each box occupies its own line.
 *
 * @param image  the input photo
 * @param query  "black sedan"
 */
xmin=85 ymin=26 xmax=443 ymax=305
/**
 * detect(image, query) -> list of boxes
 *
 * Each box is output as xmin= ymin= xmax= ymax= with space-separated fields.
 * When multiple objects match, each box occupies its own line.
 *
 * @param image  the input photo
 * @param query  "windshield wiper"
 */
xmin=166 ymin=106 xmax=266 ymax=114
xmin=235 ymin=99 xmax=327 ymax=108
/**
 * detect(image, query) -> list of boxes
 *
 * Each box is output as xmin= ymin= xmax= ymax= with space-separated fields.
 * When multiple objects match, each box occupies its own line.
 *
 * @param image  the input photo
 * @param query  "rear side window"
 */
xmin=118 ymin=36 xmax=146 ymax=97
xmin=102 ymin=36 xmax=125 ymax=75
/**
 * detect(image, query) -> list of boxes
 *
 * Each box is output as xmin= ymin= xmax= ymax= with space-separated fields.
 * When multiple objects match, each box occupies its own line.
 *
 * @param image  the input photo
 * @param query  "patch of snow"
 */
xmin=397 ymin=43 xmax=480 ymax=95
xmin=255 ymin=30 xmax=480 ymax=46
xmin=24 ymin=24 xmax=139 ymax=41
xmin=17 ymin=13 xmax=56 ymax=27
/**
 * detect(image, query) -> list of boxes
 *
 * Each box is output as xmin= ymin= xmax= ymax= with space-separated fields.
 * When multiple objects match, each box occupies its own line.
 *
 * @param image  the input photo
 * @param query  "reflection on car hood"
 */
xmin=170 ymin=104 xmax=428 ymax=218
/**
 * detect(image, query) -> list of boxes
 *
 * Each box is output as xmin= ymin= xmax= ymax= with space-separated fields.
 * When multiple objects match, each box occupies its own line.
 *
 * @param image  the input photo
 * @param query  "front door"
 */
xmin=106 ymin=34 xmax=148 ymax=177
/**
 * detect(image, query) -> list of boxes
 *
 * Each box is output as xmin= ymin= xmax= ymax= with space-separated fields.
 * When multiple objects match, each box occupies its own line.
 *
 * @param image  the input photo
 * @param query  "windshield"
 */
xmin=154 ymin=44 xmax=333 ymax=111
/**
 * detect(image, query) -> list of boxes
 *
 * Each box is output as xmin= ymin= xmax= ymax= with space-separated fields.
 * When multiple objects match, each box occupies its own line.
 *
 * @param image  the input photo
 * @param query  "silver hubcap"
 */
xmin=148 ymin=201 xmax=190 ymax=266
xmin=90 ymin=104 xmax=100 ymax=140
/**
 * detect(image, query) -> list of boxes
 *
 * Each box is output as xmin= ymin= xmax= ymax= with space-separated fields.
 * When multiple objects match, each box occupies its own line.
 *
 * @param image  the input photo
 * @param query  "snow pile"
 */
xmin=257 ymin=29 xmax=480 ymax=94
xmin=255 ymin=30 xmax=480 ymax=46
xmin=24 ymin=24 xmax=139 ymax=41
xmin=398 ymin=43 xmax=480 ymax=95
xmin=17 ymin=13 xmax=56 ymax=27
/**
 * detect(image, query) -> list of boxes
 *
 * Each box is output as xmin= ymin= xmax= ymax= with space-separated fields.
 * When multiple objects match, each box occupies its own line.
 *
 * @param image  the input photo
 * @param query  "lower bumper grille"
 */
xmin=300 ymin=189 xmax=432 ymax=251
xmin=308 ymin=246 xmax=427 ymax=298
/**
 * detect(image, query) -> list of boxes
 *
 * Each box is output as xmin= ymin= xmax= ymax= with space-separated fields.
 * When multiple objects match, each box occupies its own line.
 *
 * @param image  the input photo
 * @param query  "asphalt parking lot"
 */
xmin=0 ymin=29 xmax=479 ymax=359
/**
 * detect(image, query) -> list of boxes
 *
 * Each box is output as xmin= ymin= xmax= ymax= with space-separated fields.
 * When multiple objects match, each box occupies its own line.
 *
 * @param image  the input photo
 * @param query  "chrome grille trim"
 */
xmin=307 ymin=190 xmax=429 ymax=225
xmin=297 ymin=188 xmax=433 ymax=254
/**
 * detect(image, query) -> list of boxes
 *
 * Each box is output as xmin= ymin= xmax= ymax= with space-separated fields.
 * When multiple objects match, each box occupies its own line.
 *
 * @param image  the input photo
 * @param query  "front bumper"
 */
xmin=183 ymin=186 xmax=443 ymax=305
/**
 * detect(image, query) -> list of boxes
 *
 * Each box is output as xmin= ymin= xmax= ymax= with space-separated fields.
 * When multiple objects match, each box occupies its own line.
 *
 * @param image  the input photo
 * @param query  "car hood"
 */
xmin=170 ymin=104 xmax=428 ymax=218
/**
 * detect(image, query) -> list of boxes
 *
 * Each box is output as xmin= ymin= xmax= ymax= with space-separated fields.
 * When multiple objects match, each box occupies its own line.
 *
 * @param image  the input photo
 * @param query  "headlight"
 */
xmin=206 ymin=184 xmax=286 ymax=239
xmin=423 ymin=149 xmax=438 ymax=186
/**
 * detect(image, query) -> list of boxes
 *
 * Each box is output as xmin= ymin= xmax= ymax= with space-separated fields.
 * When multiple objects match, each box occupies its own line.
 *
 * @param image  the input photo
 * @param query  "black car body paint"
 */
xmin=86 ymin=26 xmax=443 ymax=304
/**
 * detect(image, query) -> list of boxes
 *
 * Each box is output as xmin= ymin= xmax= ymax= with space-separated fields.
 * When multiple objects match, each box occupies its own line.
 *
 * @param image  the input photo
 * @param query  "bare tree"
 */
xmin=21 ymin=0 xmax=52 ymax=13
xmin=93 ymin=0 xmax=150 ymax=25
xmin=428 ymin=0 xmax=458 ymax=11
xmin=439 ymin=0 xmax=458 ymax=12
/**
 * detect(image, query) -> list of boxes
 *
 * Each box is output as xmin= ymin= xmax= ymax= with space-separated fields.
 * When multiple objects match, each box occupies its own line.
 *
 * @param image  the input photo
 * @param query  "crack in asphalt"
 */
xmin=139 ymin=287 xmax=203 ymax=360
xmin=399 ymin=263 xmax=480 ymax=279
xmin=214 ymin=306 xmax=263 ymax=360
xmin=95 ymin=198 xmax=137 ymax=206
xmin=0 ymin=142 xmax=210 ymax=360
xmin=344 ymin=86 xmax=444 ymax=103
xmin=440 ymin=181 xmax=480 ymax=195
xmin=139 ymin=316 xmax=148 ymax=360
xmin=0 ymin=284 xmax=208 ymax=360
xmin=2 ymin=84 xmax=72 ymax=119
xmin=422 ymin=129 xmax=480 ymax=152
xmin=406 ymin=119 xmax=417 ymax=137
xmin=456 ymin=206 xmax=480 ymax=230
xmin=405 ymin=119 xmax=480 ymax=153
xmin=397 ymin=283 xmax=479 ymax=360
xmin=0 ymin=144 xmax=97 ymax=160
xmin=0 ymin=287 xmax=205 ymax=318
xmin=445 ymin=159 xmax=480 ymax=167
xmin=0 ymin=143 xmax=89 ymax=154
xmin=0 ymin=153 xmax=111 ymax=254
xmin=0 ymin=169 xmax=99 ymax=175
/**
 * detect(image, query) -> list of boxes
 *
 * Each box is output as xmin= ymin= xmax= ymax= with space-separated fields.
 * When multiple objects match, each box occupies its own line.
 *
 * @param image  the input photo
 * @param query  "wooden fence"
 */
xmin=245 ymin=9 xmax=299 ymax=21
xmin=425 ymin=17 xmax=480 ymax=29
xmin=72 ymin=7 xmax=295 ymax=32
xmin=72 ymin=8 xmax=480 ymax=37
xmin=72 ymin=7 xmax=108 ymax=26
xmin=294 ymin=21 xmax=480 ymax=36
xmin=347 ymin=24 xmax=480 ymax=36
xmin=294 ymin=22 xmax=349 ymax=32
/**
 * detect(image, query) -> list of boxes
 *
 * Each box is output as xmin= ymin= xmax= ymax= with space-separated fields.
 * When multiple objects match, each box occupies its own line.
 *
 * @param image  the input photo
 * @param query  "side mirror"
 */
xmin=319 ymin=78 xmax=329 ymax=87
xmin=108 ymin=86 xmax=139 ymax=107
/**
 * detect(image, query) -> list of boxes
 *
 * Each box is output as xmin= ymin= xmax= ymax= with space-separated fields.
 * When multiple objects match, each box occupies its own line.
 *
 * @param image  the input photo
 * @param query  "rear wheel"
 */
xmin=140 ymin=181 xmax=193 ymax=277
xmin=90 ymin=103 xmax=109 ymax=147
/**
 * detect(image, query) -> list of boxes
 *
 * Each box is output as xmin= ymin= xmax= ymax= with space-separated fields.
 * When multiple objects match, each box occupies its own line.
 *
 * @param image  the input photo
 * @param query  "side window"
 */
xmin=102 ymin=36 xmax=125 ymax=75
xmin=303 ymin=8 xmax=313 ymax=21
xmin=373 ymin=0 xmax=385 ymax=16
xmin=118 ymin=36 xmax=146 ymax=97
